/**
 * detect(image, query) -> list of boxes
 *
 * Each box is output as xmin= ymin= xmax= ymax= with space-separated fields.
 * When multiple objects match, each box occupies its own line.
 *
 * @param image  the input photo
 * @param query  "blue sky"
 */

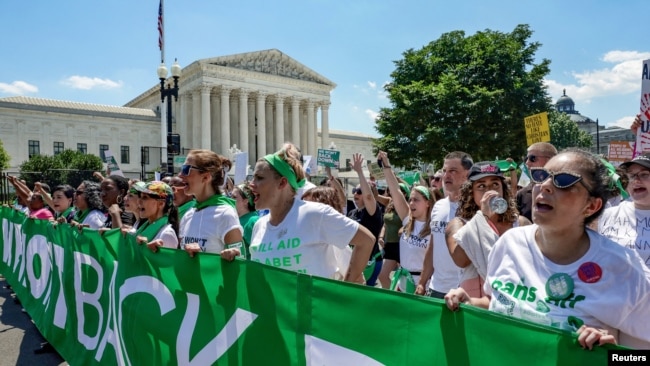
xmin=2 ymin=0 xmax=648 ymax=137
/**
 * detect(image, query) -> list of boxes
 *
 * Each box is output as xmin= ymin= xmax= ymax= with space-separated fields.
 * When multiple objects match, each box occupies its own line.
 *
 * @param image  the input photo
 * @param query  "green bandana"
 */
xmin=56 ymin=207 xmax=74 ymax=220
xmin=264 ymin=154 xmax=306 ymax=191
xmin=195 ymin=194 xmax=235 ymax=211
xmin=73 ymin=209 xmax=90 ymax=224
xmin=136 ymin=216 xmax=169 ymax=242
xmin=413 ymin=186 xmax=431 ymax=200
xmin=390 ymin=267 xmax=416 ymax=293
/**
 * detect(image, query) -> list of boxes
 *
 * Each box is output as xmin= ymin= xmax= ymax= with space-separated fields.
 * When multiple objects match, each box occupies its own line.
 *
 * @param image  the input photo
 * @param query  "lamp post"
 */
xmin=157 ymin=59 xmax=181 ymax=176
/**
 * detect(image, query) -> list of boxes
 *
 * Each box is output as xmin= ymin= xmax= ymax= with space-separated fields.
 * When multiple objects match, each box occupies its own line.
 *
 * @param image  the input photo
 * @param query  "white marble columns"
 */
xmin=275 ymin=95 xmax=285 ymax=150
xmin=291 ymin=97 xmax=301 ymax=148
xmin=256 ymin=92 xmax=267 ymax=158
xmin=238 ymin=90 xmax=249 ymax=154
xmin=200 ymin=84 xmax=211 ymax=150
xmin=220 ymin=87 xmax=231 ymax=154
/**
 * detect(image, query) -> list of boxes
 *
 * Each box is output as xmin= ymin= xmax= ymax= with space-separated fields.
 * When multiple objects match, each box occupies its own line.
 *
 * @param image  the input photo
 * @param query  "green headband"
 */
xmin=264 ymin=154 xmax=306 ymax=191
xmin=237 ymin=184 xmax=254 ymax=207
xmin=413 ymin=185 xmax=431 ymax=200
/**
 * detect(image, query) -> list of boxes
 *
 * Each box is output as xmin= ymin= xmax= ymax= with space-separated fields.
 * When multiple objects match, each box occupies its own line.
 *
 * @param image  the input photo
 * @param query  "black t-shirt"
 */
xmin=516 ymin=183 xmax=533 ymax=222
xmin=347 ymin=202 xmax=384 ymax=261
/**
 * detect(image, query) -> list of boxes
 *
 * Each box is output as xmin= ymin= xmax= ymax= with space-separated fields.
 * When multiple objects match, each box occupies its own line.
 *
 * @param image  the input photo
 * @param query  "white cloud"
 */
xmin=0 ymin=81 xmax=38 ymax=95
xmin=365 ymin=109 xmax=379 ymax=121
xmin=610 ymin=115 xmax=635 ymax=129
xmin=545 ymin=50 xmax=650 ymax=103
xmin=367 ymin=81 xmax=377 ymax=89
xmin=61 ymin=76 xmax=123 ymax=90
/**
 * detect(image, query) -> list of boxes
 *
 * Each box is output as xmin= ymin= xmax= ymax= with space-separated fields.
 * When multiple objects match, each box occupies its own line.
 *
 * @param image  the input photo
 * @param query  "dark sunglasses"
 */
xmin=74 ymin=190 xmax=85 ymax=195
xmin=530 ymin=168 xmax=583 ymax=189
xmin=433 ymin=177 xmax=441 ymax=182
xmin=180 ymin=164 xmax=204 ymax=176
xmin=352 ymin=188 xmax=362 ymax=195
xmin=526 ymin=155 xmax=549 ymax=163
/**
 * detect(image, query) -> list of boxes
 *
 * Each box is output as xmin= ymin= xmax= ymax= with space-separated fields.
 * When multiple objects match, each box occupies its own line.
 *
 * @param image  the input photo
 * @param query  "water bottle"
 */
xmin=489 ymin=197 xmax=508 ymax=214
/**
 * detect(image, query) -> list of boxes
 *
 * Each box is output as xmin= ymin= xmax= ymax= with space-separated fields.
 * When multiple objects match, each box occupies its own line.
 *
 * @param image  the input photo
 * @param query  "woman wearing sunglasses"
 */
xmin=378 ymin=151 xmax=436 ymax=294
xmin=225 ymin=148 xmax=374 ymax=282
xmin=133 ymin=181 xmax=179 ymax=251
xmin=71 ymin=181 xmax=106 ymax=229
xmin=445 ymin=148 xmax=650 ymax=350
xmin=178 ymin=149 xmax=243 ymax=258
xmin=446 ymin=162 xmax=531 ymax=298
xmin=167 ymin=175 xmax=196 ymax=221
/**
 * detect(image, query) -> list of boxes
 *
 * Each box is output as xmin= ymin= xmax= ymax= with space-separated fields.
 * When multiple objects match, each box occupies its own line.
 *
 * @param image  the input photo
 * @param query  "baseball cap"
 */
xmin=133 ymin=181 xmax=173 ymax=200
xmin=468 ymin=162 xmax=504 ymax=182
xmin=620 ymin=153 xmax=650 ymax=170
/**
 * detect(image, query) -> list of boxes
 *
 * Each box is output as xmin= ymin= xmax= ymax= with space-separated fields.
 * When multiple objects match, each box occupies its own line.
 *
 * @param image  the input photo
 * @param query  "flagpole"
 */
xmin=159 ymin=0 xmax=167 ymax=173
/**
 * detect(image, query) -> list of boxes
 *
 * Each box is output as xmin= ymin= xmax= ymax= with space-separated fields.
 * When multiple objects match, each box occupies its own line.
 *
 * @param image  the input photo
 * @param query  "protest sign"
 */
xmin=103 ymin=149 xmax=125 ymax=177
xmin=0 ymin=208 xmax=617 ymax=366
xmin=634 ymin=59 xmax=650 ymax=157
xmin=317 ymin=149 xmax=340 ymax=168
xmin=303 ymin=155 xmax=317 ymax=175
xmin=524 ymin=112 xmax=551 ymax=146
xmin=608 ymin=141 xmax=635 ymax=166
xmin=368 ymin=162 xmax=385 ymax=179
xmin=233 ymin=152 xmax=249 ymax=184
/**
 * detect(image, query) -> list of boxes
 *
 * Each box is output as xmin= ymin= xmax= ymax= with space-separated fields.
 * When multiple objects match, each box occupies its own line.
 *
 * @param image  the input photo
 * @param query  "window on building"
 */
xmin=77 ymin=143 xmax=87 ymax=154
xmin=121 ymin=146 xmax=130 ymax=164
xmin=53 ymin=141 xmax=64 ymax=155
xmin=28 ymin=140 xmax=40 ymax=158
xmin=142 ymin=146 xmax=150 ymax=165
xmin=99 ymin=144 xmax=109 ymax=161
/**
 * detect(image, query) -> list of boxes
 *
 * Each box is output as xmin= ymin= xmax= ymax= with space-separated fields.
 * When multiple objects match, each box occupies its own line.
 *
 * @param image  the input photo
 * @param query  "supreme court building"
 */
xmin=0 ymin=49 xmax=376 ymax=176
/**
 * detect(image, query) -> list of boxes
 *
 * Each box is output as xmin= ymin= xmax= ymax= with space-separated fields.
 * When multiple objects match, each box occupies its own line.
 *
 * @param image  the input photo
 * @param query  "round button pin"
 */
xmin=578 ymin=262 xmax=602 ymax=283
xmin=545 ymin=273 xmax=574 ymax=300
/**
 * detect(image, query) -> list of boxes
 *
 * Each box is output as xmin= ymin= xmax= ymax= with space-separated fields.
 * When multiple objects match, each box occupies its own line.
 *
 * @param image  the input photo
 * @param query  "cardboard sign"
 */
xmin=303 ymin=155 xmax=317 ymax=175
xmin=103 ymin=149 xmax=125 ymax=177
xmin=608 ymin=141 xmax=634 ymax=166
xmin=524 ymin=112 xmax=551 ymax=146
xmin=368 ymin=162 xmax=385 ymax=180
xmin=634 ymin=59 xmax=650 ymax=157
xmin=317 ymin=149 xmax=340 ymax=168
xmin=234 ymin=152 xmax=249 ymax=184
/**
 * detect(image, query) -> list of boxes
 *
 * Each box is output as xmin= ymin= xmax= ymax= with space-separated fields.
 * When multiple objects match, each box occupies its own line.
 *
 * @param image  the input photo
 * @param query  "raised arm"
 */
xmin=445 ymin=218 xmax=471 ymax=268
xmin=377 ymin=151 xmax=409 ymax=220
xmin=346 ymin=225 xmax=375 ymax=283
xmin=325 ymin=166 xmax=347 ymax=213
xmin=34 ymin=182 xmax=54 ymax=208
xmin=352 ymin=153 xmax=377 ymax=216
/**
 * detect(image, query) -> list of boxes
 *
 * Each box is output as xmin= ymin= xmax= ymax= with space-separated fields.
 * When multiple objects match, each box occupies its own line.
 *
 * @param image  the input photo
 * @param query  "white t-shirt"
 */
xmin=179 ymin=205 xmax=242 ymax=254
xmin=598 ymin=200 xmax=650 ymax=268
xmin=250 ymin=199 xmax=359 ymax=279
xmin=485 ymin=225 xmax=650 ymax=346
xmin=398 ymin=218 xmax=431 ymax=290
xmin=296 ymin=180 xmax=317 ymax=200
xmin=153 ymin=224 xmax=179 ymax=249
xmin=428 ymin=198 xmax=461 ymax=293
xmin=83 ymin=209 xmax=106 ymax=229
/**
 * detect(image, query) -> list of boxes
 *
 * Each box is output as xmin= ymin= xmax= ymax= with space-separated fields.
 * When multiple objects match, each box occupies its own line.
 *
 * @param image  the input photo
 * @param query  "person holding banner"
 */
xmin=378 ymin=151 xmax=435 ymax=293
xmin=100 ymin=175 xmax=136 ymax=230
xmin=445 ymin=148 xmax=650 ymax=350
xmin=178 ymin=149 xmax=244 ymax=257
xmin=36 ymin=183 xmax=76 ymax=223
xmin=132 ymin=181 xmax=179 ymax=251
xmin=241 ymin=148 xmax=374 ymax=282
xmin=71 ymin=180 xmax=106 ymax=229
xmin=446 ymin=162 xmax=530 ymax=297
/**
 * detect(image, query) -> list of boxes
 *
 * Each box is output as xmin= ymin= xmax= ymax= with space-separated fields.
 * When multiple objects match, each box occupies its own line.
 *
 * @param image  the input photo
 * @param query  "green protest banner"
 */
xmin=396 ymin=171 xmax=421 ymax=186
xmin=316 ymin=149 xmax=340 ymax=168
xmin=0 ymin=207 xmax=616 ymax=365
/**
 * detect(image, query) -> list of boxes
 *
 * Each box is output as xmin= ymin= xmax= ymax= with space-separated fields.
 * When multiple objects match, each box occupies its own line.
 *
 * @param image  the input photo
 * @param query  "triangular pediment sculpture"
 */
xmin=201 ymin=49 xmax=335 ymax=87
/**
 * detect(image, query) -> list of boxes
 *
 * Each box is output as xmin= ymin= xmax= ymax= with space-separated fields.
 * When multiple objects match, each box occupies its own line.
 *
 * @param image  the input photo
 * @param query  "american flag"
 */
xmin=157 ymin=0 xmax=164 ymax=51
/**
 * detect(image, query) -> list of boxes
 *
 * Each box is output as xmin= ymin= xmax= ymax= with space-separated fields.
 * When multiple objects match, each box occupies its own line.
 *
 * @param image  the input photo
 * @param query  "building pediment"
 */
xmin=199 ymin=49 xmax=335 ymax=88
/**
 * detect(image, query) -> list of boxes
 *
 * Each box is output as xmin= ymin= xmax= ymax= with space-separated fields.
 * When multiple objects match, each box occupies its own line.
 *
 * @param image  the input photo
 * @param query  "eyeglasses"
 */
xmin=75 ymin=190 xmax=85 ymax=195
xmin=626 ymin=170 xmax=650 ymax=182
xmin=433 ymin=177 xmax=441 ymax=182
xmin=526 ymin=155 xmax=550 ymax=163
xmin=530 ymin=168 xmax=584 ymax=190
xmin=352 ymin=188 xmax=362 ymax=195
xmin=180 ymin=164 xmax=204 ymax=176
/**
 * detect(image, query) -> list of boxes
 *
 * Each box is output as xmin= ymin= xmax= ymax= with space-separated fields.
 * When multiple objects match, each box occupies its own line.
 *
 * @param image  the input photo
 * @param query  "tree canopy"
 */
xmin=373 ymin=24 xmax=552 ymax=167
xmin=548 ymin=110 xmax=593 ymax=151
xmin=18 ymin=149 xmax=103 ymax=190
xmin=0 ymin=139 xmax=10 ymax=171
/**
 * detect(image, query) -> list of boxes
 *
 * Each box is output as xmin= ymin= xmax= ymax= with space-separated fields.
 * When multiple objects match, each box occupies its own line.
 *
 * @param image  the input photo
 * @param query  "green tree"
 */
xmin=18 ymin=150 xmax=103 ymax=189
xmin=373 ymin=24 xmax=552 ymax=167
xmin=0 ymin=139 xmax=10 ymax=171
xmin=548 ymin=110 xmax=593 ymax=150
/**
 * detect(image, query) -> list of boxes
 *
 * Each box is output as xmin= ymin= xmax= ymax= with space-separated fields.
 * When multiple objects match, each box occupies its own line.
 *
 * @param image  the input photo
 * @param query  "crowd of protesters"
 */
xmin=4 ymin=131 xmax=650 ymax=351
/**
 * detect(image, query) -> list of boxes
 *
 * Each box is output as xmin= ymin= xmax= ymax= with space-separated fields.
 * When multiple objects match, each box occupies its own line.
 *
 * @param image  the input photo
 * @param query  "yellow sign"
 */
xmin=524 ymin=112 xmax=551 ymax=145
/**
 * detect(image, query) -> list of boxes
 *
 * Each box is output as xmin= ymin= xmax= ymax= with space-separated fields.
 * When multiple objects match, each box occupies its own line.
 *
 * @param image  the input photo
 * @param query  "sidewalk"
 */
xmin=0 ymin=276 xmax=66 ymax=366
